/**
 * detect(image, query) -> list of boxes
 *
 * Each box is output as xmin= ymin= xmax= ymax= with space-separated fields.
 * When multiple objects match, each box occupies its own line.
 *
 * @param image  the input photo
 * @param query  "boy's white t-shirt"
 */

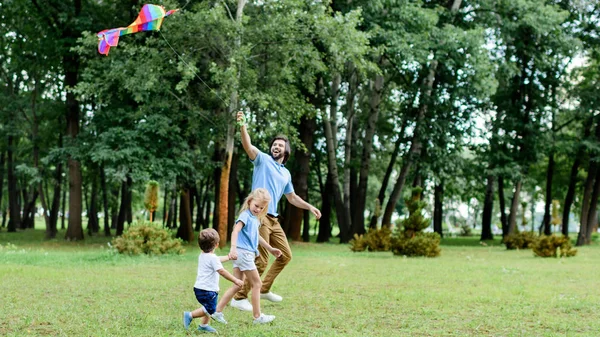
xmin=194 ymin=252 xmax=224 ymax=292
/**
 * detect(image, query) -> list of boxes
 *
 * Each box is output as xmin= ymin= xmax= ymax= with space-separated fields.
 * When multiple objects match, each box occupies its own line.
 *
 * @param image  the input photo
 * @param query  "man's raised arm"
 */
xmin=238 ymin=111 xmax=258 ymax=160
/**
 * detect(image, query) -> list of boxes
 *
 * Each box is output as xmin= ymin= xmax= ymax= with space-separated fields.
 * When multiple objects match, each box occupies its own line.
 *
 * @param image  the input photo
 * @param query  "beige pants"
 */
xmin=233 ymin=215 xmax=292 ymax=300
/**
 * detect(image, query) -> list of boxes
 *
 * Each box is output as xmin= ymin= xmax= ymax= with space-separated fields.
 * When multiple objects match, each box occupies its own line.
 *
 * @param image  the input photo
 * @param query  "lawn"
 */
xmin=1 ymin=228 xmax=599 ymax=336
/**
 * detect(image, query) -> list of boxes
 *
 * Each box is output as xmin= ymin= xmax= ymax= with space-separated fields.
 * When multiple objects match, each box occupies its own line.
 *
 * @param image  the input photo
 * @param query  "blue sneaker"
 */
xmin=198 ymin=325 xmax=217 ymax=333
xmin=183 ymin=311 xmax=193 ymax=330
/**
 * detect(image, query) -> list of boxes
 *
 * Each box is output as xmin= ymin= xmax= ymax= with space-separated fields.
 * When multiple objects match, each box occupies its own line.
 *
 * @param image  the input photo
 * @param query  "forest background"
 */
xmin=1 ymin=0 xmax=600 ymax=248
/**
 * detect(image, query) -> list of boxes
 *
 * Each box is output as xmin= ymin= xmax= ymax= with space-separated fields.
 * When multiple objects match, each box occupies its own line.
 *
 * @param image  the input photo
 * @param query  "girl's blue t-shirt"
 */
xmin=236 ymin=209 xmax=260 ymax=255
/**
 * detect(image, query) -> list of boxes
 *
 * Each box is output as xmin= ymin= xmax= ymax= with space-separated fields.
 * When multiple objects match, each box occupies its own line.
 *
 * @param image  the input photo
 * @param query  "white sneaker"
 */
xmin=260 ymin=292 xmax=283 ymax=302
xmin=230 ymin=298 xmax=253 ymax=311
xmin=211 ymin=312 xmax=227 ymax=324
xmin=253 ymin=313 xmax=276 ymax=324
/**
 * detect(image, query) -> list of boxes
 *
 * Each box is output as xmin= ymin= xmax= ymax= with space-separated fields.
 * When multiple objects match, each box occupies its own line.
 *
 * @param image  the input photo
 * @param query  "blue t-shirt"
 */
xmin=236 ymin=210 xmax=260 ymax=255
xmin=251 ymin=150 xmax=294 ymax=215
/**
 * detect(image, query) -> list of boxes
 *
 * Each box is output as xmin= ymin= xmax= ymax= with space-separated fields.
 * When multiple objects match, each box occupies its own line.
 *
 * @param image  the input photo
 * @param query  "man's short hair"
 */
xmin=198 ymin=228 xmax=220 ymax=252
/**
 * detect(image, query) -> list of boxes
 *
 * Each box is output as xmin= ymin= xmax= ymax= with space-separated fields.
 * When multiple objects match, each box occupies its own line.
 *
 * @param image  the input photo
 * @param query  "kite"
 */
xmin=97 ymin=4 xmax=178 ymax=56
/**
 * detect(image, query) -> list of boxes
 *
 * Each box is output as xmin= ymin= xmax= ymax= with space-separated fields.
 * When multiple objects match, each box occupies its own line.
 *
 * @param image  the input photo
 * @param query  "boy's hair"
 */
xmin=239 ymin=188 xmax=271 ymax=220
xmin=269 ymin=135 xmax=291 ymax=164
xmin=198 ymin=228 xmax=220 ymax=253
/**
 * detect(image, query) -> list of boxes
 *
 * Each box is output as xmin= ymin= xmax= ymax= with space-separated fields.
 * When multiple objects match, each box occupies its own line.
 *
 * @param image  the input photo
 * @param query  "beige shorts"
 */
xmin=232 ymin=248 xmax=257 ymax=271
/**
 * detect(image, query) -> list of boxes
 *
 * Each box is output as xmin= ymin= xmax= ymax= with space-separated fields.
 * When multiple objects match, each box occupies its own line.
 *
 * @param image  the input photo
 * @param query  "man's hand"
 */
xmin=236 ymin=111 xmax=246 ymax=127
xmin=310 ymin=206 xmax=322 ymax=220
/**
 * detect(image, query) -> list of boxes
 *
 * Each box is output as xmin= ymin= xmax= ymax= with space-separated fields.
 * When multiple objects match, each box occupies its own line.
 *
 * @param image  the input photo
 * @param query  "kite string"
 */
xmin=158 ymin=30 xmax=230 ymax=107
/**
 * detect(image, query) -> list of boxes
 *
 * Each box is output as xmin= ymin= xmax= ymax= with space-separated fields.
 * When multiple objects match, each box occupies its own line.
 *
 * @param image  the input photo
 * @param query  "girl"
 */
xmin=212 ymin=188 xmax=282 ymax=324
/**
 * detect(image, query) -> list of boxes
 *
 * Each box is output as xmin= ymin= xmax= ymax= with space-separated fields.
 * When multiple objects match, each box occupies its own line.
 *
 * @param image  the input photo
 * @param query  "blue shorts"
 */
xmin=193 ymin=288 xmax=218 ymax=315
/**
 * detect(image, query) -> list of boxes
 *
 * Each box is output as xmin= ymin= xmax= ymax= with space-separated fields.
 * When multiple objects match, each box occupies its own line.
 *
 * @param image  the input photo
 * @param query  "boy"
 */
xmin=183 ymin=228 xmax=244 ymax=333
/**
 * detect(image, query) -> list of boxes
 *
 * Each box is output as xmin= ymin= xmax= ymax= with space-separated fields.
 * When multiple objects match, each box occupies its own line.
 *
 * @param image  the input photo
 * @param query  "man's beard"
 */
xmin=271 ymin=150 xmax=283 ymax=161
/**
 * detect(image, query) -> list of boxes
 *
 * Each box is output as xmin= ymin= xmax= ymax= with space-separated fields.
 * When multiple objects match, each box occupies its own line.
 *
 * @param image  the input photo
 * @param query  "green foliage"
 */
xmin=349 ymin=227 xmax=392 ymax=252
xmin=504 ymin=231 xmax=538 ymax=250
xmin=459 ymin=224 xmax=473 ymax=237
xmin=349 ymin=233 xmax=367 ymax=252
xmin=390 ymin=187 xmax=440 ymax=257
xmin=111 ymin=222 xmax=185 ymax=255
xmin=401 ymin=188 xmax=431 ymax=234
xmin=391 ymin=232 xmax=441 ymax=258
xmin=532 ymin=235 xmax=577 ymax=258
xmin=143 ymin=180 xmax=160 ymax=215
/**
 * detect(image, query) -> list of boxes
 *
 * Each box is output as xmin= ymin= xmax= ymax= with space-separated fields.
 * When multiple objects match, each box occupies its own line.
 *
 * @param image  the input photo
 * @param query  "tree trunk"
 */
xmin=0 ymin=151 xmax=5 ymax=227
xmin=217 ymin=0 xmax=246 ymax=247
xmin=212 ymin=144 xmax=223 ymax=231
xmin=480 ymin=174 xmax=494 ymax=240
xmin=7 ymin=135 xmax=21 ymax=232
xmin=227 ymin=153 xmax=239 ymax=240
xmin=100 ymin=166 xmax=111 ymax=237
xmin=195 ymin=179 xmax=204 ymax=232
xmin=63 ymin=23 xmax=83 ymax=240
xmin=541 ymin=151 xmax=555 ymax=235
xmin=322 ymin=76 xmax=350 ymax=243
xmin=126 ymin=175 xmax=132 ymax=225
xmin=110 ymin=184 xmax=119 ymax=230
xmin=354 ymin=74 xmax=384 ymax=233
xmin=176 ymin=188 xmax=194 ymax=242
xmin=562 ymin=154 xmax=581 ymax=236
xmin=116 ymin=179 xmax=128 ymax=236
xmin=498 ymin=175 xmax=507 ymax=235
xmin=343 ymin=62 xmax=358 ymax=235
xmin=584 ymin=167 xmax=600 ymax=244
xmin=203 ymin=193 xmax=211 ymax=230
xmin=433 ymin=181 xmax=444 ymax=237
xmin=87 ymin=173 xmax=99 ymax=235
xmin=577 ymin=119 xmax=600 ymax=246
xmin=61 ymin=175 xmax=67 ymax=230
xmin=317 ymin=173 xmax=333 ymax=243
xmin=507 ymin=180 xmax=523 ymax=236
xmin=562 ymin=119 xmax=593 ymax=236
xmin=577 ymin=161 xmax=598 ymax=246
xmin=382 ymin=61 xmax=437 ymax=226
xmin=171 ymin=188 xmax=178 ymax=229
xmin=162 ymin=182 xmax=169 ymax=227
xmin=368 ymin=126 xmax=405 ymax=229
xmin=289 ymin=115 xmax=316 ymax=241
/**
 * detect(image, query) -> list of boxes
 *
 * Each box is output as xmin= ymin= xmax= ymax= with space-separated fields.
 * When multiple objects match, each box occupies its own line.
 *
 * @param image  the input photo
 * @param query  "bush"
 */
xmin=349 ymin=234 xmax=367 ymax=252
xmin=349 ymin=227 xmax=392 ymax=252
xmin=459 ymin=224 xmax=473 ymax=237
xmin=504 ymin=231 xmax=537 ymax=250
xmin=391 ymin=232 xmax=441 ymax=257
xmin=388 ymin=187 xmax=440 ymax=257
xmin=532 ymin=235 xmax=577 ymax=258
xmin=111 ymin=222 xmax=185 ymax=255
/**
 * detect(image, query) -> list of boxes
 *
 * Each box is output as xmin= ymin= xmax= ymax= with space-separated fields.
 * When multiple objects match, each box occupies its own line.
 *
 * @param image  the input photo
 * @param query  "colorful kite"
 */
xmin=97 ymin=4 xmax=178 ymax=56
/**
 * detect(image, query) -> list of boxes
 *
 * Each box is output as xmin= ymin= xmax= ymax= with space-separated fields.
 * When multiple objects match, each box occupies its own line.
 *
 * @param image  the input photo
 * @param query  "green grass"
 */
xmin=1 ymin=228 xmax=599 ymax=336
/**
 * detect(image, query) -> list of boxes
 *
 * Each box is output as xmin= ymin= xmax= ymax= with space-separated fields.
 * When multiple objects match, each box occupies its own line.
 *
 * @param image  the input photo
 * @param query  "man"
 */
xmin=230 ymin=111 xmax=321 ymax=311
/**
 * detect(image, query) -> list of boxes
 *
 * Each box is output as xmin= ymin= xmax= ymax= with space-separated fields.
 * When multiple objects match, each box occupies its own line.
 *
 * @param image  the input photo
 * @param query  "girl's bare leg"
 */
xmin=215 ymin=268 xmax=243 ymax=312
xmin=244 ymin=269 xmax=263 ymax=319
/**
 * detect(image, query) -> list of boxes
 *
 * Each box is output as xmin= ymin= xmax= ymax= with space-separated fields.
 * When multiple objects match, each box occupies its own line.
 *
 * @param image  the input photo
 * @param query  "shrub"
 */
xmin=349 ymin=234 xmax=367 ymax=252
xmin=349 ymin=227 xmax=393 ymax=252
xmin=532 ymin=235 xmax=577 ymax=258
xmin=364 ymin=227 xmax=393 ymax=251
xmin=112 ymin=222 xmax=185 ymax=255
xmin=504 ymin=231 xmax=537 ymax=250
xmin=459 ymin=224 xmax=473 ymax=237
xmin=389 ymin=187 xmax=440 ymax=257
xmin=391 ymin=232 xmax=441 ymax=257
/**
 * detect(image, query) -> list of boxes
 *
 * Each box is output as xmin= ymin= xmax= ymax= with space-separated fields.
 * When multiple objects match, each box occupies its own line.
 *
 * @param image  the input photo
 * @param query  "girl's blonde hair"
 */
xmin=239 ymin=188 xmax=271 ymax=220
